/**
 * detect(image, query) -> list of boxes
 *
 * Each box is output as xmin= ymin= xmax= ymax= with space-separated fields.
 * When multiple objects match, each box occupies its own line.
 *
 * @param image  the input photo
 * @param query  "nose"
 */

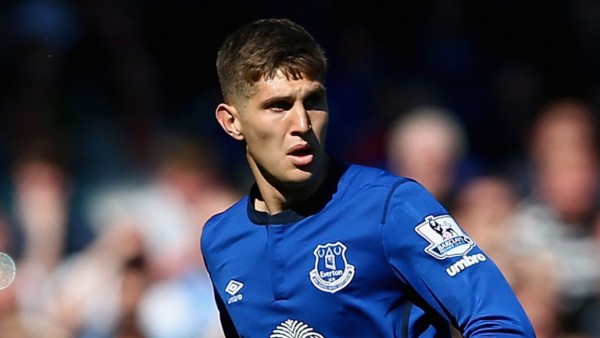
xmin=290 ymin=105 xmax=312 ymax=135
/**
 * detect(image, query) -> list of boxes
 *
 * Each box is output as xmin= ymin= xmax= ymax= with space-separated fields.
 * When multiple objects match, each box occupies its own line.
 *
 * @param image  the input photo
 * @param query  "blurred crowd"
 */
xmin=1 ymin=0 xmax=600 ymax=337
xmin=0 ymin=132 xmax=242 ymax=337
xmin=386 ymin=102 xmax=600 ymax=338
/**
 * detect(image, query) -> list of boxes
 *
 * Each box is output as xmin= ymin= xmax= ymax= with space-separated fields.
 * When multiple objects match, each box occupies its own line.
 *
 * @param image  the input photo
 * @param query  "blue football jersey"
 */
xmin=201 ymin=161 xmax=535 ymax=337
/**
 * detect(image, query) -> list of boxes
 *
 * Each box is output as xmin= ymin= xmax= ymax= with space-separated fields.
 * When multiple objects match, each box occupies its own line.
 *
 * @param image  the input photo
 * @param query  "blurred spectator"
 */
xmin=452 ymin=174 xmax=519 ymax=258
xmin=451 ymin=174 xmax=563 ymax=338
xmin=510 ymin=252 xmax=563 ymax=338
xmin=385 ymin=105 xmax=468 ymax=205
xmin=8 ymin=139 xmax=94 ymax=264
xmin=0 ymin=133 xmax=239 ymax=337
xmin=83 ymin=133 xmax=240 ymax=338
xmin=134 ymin=134 xmax=239 ymax=338
xmin=6 ymin=139 xmax=94 ymax=337
xmin=11 ymin=140 xmax=87 ymax=268
xmin=512 ymin=98 xmax=600 ymax=338
xmin=39 ymin=220 xmax=146 ymax=337
xmin=112 ymin=253 xmax=149 ymax=338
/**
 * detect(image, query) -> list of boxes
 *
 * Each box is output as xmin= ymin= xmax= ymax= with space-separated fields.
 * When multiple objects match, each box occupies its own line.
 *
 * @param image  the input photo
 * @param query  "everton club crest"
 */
xmin=309 ymin=241 xmax=355 ymax=293
xmin=415 ymin=215 xmax=475 ymax=259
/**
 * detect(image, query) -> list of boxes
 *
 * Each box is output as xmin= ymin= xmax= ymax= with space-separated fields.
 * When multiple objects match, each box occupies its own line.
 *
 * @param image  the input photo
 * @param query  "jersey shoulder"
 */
xmin=342 ymin=163 xmax=408 ymax=186
xmin=342 ymin=164 xmax=446 ymax=223
xmin=342 ymin=163 xmax=426 ymax=196
xmin=201 ymin=196 xmax=248 ymax=250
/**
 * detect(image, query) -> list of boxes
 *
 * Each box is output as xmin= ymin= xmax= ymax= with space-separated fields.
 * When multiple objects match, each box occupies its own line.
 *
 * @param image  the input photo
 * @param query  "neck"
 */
xmin=251 ymin=157 xmax=330 ymax=215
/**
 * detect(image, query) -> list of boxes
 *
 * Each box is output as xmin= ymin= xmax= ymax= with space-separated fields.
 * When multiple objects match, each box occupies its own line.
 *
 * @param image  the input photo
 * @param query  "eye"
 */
xmin=267 ymin=100 xmax=293 ymax=112
xmin=304 ymin=93 xmax=327 ymax=111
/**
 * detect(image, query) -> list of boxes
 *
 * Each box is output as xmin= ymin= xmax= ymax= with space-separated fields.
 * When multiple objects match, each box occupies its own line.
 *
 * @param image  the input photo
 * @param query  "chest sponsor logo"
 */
xmin=270 ymin=319 xmax=325 ymax=338
xmin=309 ymin=241 xmax=355 ymax=293
xmin=415 ymin=215 xmax=475 ymax=259
xmin=225 ymin=279 xmax=244 ymax=304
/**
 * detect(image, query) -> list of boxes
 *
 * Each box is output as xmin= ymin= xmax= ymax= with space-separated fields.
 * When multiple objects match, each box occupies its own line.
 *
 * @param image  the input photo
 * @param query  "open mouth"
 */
xmin=290 ymin=148 xmax=312 ymax=156
xmin=288 ymin=145 xmax=315 ymax=166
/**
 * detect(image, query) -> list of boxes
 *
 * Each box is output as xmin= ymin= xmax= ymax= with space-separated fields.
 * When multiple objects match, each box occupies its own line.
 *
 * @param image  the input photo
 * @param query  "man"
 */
xmin=511 ymin=98 xmax=600 ymax=337
xmin=201 ymin=18 xmax=535 ymax=337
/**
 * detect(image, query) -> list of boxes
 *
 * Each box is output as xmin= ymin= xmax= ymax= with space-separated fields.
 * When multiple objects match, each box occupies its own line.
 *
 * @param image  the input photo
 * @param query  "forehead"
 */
xmin=251 ymin=72 xmax=324 ymax=99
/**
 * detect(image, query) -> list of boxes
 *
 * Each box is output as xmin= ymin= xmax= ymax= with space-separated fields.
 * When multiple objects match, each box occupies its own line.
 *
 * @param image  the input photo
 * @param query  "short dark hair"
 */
xmin=216 ymin=18 xmax=327 ymax=103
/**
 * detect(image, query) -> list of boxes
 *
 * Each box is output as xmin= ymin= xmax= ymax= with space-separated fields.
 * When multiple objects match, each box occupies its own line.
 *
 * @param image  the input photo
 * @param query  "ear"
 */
xmin=216 ymin=103 xmax=244 ymax=141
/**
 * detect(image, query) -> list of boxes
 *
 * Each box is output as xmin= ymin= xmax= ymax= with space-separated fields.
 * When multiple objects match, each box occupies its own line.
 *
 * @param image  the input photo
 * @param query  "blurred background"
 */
xmin=0 ymin=0 xmax=599 ymax=337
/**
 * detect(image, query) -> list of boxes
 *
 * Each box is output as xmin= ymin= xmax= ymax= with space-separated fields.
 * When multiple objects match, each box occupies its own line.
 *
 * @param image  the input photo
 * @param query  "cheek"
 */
xmin=312 ymin=113 xmax=329 ymax=140
xmin=244 ymin=121 xmax=282 ymax=151
xmin=241 ymin=116 xmax=273 ymax=139
xmin=251 ymin=129 xmax=270 ymax=141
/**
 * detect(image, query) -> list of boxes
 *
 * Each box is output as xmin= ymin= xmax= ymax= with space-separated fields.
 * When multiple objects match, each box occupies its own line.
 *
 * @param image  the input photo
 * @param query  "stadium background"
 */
xmin=1 ymin=1 xmax=600 ymax=337
xmin=1 ymin=0 xmax=599 ymax=188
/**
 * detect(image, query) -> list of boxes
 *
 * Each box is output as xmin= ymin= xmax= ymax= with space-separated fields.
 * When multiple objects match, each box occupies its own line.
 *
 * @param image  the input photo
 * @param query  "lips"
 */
xmin=288 ymin=144 xmax=314 ymax=166
xmin=288 ymin=143 xmax=312 ymax=155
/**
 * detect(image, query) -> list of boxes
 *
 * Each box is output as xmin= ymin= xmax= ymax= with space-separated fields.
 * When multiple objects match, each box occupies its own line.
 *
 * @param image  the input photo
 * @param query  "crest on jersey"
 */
xmin=309 ymin=241 xmax=355 ymax=293
xmin=270 ymin=319 xmax=325 ymax=338
xmin=415 ymin=215 xmax=474 ymax=259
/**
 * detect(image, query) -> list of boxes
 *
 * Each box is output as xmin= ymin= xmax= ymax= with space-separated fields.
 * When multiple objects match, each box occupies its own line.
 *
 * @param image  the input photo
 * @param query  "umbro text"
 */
xmin=446 ymin=253 xmax=486 ymax=277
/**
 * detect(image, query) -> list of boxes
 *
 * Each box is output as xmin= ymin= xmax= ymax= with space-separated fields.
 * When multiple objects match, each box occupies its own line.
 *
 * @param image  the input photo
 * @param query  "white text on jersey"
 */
xmin=446 ymin=253 xmax=487 ymax=277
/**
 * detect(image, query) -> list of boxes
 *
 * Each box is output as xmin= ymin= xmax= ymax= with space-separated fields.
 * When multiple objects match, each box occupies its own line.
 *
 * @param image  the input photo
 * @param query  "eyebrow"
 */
xmin=260 ymin=86 xmax=326 ymax=108
xmin=260 ymin=95 xmax=294 ymax=108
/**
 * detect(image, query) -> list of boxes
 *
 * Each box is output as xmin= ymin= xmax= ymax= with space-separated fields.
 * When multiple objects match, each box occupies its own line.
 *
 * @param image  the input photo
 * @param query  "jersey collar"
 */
xmin=247 ymin=158 xmax=348 ymax=225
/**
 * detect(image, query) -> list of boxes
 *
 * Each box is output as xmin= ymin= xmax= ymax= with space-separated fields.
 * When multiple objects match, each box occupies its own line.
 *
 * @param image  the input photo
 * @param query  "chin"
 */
xmin=279 ymin=166 xmax=319 ymax=187
xmin=287 ymin=168 xmax=315 ymax=182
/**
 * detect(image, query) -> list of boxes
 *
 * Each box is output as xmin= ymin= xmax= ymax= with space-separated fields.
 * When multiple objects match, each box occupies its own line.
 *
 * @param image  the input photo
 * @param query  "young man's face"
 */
xmin=236 ymin=72 xmax=329 ymax=189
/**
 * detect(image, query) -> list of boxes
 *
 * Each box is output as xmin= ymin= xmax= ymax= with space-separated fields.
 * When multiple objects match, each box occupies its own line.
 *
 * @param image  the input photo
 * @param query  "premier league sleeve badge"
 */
xmin=415 ymin=215 xmax=475 ymax=260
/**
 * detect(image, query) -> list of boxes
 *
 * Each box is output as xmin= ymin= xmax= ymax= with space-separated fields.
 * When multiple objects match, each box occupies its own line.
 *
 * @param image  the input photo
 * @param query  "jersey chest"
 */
xmin=215 ymin=202 xmax=406 ymax=337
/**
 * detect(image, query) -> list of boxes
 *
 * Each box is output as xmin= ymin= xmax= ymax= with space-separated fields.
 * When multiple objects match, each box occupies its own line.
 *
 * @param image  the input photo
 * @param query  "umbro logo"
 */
xmin=226 ymin=280 xmax=244 ymax=304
